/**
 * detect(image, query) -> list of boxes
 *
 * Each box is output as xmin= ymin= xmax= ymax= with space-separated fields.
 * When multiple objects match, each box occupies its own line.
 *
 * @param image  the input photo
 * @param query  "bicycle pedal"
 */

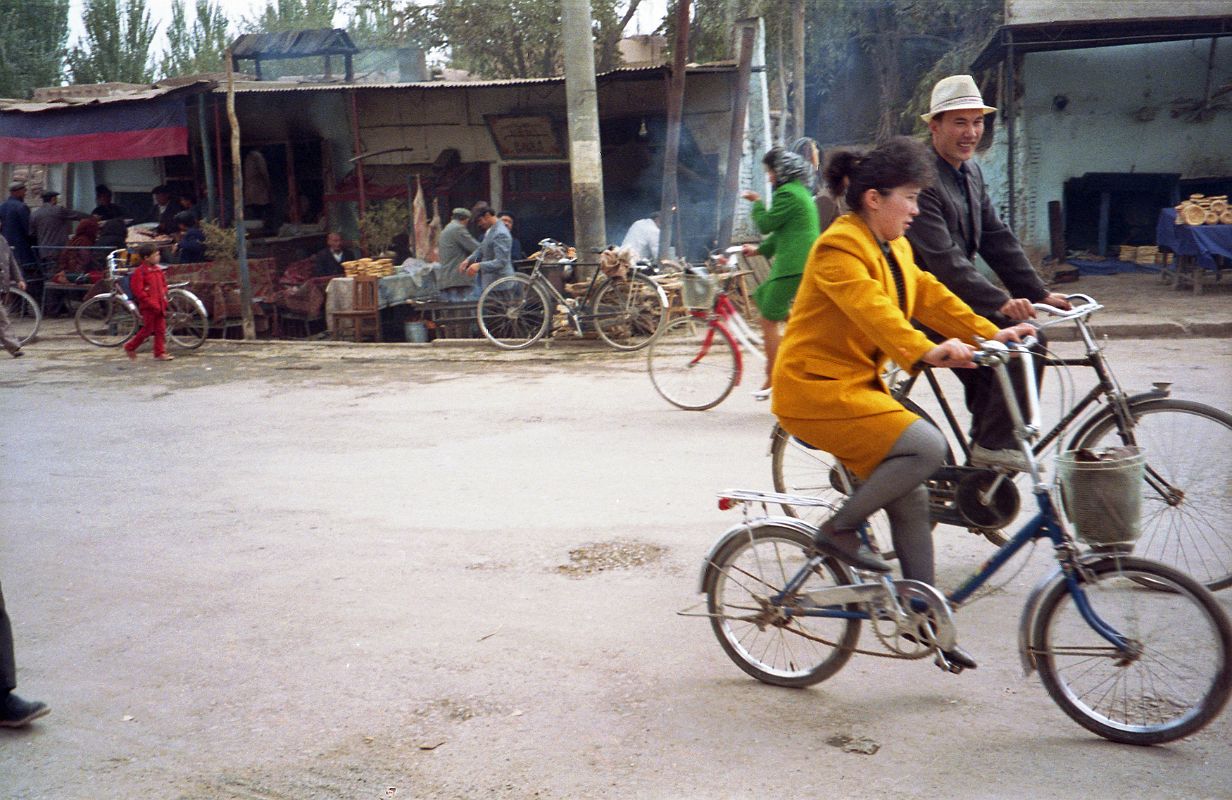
xmin=934 ymin=653 xmax=965 ymax=674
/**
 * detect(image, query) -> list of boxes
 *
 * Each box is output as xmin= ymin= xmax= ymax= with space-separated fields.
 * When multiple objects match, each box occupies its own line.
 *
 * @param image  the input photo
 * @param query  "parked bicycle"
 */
xmin=646 ymin=247 xmax=765 ymax=410
xmin=770 ymin=294 xmax=1232 ymax=591
xmin=75 ymin=249 xmax=209 ymax=350
xmin=0 ymin=285 xmax=41 ymax=346
xmin=477 ymin=239 xmax=668 ymax=351
xmin=698 ymin=338 xmax=1232 ymax=746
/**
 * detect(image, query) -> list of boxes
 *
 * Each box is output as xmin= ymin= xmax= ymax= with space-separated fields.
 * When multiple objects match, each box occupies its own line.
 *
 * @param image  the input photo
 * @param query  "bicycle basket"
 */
xmin=681 ymin=269 xmax=718 ymax=310
xmin=1056 ymin=446 xmax=1145 ymax=548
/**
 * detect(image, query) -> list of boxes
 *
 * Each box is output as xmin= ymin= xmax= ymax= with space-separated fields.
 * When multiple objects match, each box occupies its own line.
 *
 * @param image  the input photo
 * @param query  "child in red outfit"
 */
xmin=124 ymin=244 xmax=174 ymax=361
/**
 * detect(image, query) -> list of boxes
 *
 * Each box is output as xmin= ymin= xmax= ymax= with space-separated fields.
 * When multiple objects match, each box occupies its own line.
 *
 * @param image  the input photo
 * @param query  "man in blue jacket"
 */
xmin=0 ymin=181 xmax=35 ymax=272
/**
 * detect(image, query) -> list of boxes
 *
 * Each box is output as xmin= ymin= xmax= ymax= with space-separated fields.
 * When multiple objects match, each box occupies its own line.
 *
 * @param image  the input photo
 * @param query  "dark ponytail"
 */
xmin=824 ymin=137 xmax=936 ymax=212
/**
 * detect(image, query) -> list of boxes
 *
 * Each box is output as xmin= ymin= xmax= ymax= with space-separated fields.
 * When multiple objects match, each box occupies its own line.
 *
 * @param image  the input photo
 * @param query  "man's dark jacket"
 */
xmin=906 ymin=152 xmax=1047 ymax=322
xmin=313 ymin=245 xmax=359 ymax=278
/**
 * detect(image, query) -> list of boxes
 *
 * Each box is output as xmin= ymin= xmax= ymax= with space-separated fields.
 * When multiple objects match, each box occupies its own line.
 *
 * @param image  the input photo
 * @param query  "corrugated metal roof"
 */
xmin=230 ymin=29 xmax=358 ymax=59
xmin=214 ymin=63 xmax=738 ymax=94
xmin=0 ymin=80 xmax=214 ymax=113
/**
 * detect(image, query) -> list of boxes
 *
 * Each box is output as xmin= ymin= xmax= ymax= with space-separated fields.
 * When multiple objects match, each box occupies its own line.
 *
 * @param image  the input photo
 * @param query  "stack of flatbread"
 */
xmin=1175 ymin=194 xmax=1231 ymax=225
xmin=342 ymin=258 xmax=396 ymax=277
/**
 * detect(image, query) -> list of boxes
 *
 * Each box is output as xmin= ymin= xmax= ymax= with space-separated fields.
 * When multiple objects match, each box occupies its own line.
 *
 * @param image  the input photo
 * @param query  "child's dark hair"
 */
xmin=135 ymin=243 xmax=158 ymax=259
xmin=824 ymin=137 xmax=936 ymax=212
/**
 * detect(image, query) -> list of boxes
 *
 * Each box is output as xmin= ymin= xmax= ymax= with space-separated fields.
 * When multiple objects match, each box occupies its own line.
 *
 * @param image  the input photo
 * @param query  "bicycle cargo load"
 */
xmin=681 ymin=268 xmax=718 ymax=310
xmin=1056 ymin=446 xmax=1144 ymax=548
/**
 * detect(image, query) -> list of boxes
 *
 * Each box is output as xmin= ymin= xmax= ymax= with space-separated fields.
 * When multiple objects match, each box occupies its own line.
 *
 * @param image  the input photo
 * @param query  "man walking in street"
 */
xmin=31 ymin=190 xmax=88 ymax=312
xmin=436 ymin=207 xmax=481 ymax=301
xmin=906 ymin=75 xmax=1071 ymax=471
xmin=0 ymin=580 xmax=49 ymax=727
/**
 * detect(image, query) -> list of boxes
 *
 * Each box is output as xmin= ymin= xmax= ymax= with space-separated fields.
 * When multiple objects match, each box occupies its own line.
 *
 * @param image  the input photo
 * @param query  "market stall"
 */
xmin=1156 ymin=203 xmax=1232 ymax=294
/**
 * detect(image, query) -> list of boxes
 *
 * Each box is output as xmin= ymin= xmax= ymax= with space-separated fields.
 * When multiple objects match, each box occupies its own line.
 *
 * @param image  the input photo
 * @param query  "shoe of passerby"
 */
xmin=125 ymin=349 xmax=136 ymax=361
xmin=970 ymin=443 xmax=1030 ymax=472
xmin=154 ymin=354 xmax=175 ymax=361
xmin=10 ymin=348 xmax=22 ymax=358
xmin=0 ymin=692 xmax=50 ymax=727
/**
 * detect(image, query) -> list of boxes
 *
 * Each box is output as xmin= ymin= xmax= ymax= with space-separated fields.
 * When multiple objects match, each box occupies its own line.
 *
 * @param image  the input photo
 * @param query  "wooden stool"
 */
xmin=330 ymin=274 xmax=380 ymax=341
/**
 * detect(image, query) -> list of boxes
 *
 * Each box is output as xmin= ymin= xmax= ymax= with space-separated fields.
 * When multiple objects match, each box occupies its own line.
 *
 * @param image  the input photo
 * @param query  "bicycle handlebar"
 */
xmin=1030 ymin=295 xmax=1101 ymax=328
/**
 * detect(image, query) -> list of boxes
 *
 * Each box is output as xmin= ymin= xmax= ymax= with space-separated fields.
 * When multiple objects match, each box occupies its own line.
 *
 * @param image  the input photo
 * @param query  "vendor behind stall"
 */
xmin=313 ymin=232 xmax=358 ymax=278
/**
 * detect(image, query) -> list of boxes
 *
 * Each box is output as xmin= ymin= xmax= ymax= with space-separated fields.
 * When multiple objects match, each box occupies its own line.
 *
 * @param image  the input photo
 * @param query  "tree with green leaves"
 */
xmin=245 ymin=0 xmax=339 ymax=33
xmin=67 ymin=0 xmax=158 ymax=85
xmin=406 ymin=0 xmax=639 ymax=80
xmin=0 ymin=0 xmax=70 ymax=98
xmin=160 ymin=0 xmax=231 ymax=78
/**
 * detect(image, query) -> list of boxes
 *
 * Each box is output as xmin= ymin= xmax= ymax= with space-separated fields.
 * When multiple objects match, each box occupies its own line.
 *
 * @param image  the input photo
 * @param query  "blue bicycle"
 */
xmin=699 ymin=340 xmax=1232 ymax=745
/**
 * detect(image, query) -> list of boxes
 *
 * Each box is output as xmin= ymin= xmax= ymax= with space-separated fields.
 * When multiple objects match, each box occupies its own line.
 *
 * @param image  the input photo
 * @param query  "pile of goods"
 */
xmin=342 ymin=258 xmax=396 ymax=277
xmin=1175 ymin=194 xmax=1231 ymax=226
xmin=1118 ymin=244 xmax=1159 ymax=265
xmin=528 ymin=244 xmax=576 ymax=261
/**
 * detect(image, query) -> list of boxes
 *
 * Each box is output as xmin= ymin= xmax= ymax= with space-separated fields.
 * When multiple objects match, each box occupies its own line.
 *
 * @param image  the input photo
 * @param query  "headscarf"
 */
xmin=767 ymin=146 xmax=811 ymax=189
xmin=59 ymin=216 xmax=101 ymax=273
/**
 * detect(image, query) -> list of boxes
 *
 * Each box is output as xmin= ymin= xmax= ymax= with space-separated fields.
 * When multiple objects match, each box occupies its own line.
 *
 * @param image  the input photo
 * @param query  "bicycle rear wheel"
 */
xmin=1 ymin=288 xmax=40 ymax=345
xmin=1032 ymin=556 xmax=1232 ymax=745
xmin=1074 ymin=399 xmax=1232 ymax=591
xmin=166 ymin=289 xmax=208 ymax=349
xmin=647 ymin=315 xmax=740 ymax=410
xmin=704 ymin=523 xmax=860 ymax=687
xmin=591 ymin=273 xmax=667 ymax=351
xmin=477 ymin=274 xmax=551 ymax=350
xmin=75 ymin=294 xmax=138 ymax=347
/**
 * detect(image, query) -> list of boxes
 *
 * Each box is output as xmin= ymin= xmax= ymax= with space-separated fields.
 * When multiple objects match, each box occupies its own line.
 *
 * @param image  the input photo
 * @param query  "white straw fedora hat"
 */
xmin=921 ymin=75 xmax=997 ymax=122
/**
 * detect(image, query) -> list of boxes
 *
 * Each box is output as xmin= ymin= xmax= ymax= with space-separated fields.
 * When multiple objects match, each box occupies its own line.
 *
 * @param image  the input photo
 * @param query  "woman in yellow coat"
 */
xmin=771 ymin=138 xmax=1032 ymax=669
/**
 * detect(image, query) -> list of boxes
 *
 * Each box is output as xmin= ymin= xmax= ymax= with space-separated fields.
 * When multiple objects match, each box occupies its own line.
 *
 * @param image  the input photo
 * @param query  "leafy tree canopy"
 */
xmin=67 ymin=0 xmax=158 ymax=85
xmin=161 ymin=0 xmax=231 ymax=78
xmin=0 ymin=0 xmax=70 ymax=98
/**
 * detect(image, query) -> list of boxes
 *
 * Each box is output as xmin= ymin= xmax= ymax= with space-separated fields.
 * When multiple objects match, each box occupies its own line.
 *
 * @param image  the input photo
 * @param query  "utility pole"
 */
xmin=791 ymin=0 xmax=805 ymax=141
xmin=659 ymin=0 xmax=690 ymax=261
xmin=561 ymin=0 xmax=607 ymax=264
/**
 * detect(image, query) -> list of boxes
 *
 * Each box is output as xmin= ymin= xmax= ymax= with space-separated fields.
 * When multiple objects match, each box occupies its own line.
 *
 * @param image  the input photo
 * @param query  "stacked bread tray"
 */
xmin=342 ymin=258 xmax=396 ymax=277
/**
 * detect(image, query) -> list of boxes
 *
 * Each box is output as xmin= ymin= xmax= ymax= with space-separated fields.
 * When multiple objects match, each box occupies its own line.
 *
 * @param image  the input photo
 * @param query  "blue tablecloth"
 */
xmin=1157 ymin=208 xmax=1232 ymax=268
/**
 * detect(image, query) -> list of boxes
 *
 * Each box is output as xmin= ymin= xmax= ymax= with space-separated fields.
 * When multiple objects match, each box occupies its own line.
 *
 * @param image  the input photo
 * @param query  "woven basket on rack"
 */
xmin=1056 ymin=446 xmax=1144 ymax=548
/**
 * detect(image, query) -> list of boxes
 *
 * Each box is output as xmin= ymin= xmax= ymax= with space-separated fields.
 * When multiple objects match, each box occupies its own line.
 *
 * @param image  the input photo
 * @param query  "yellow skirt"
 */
xmin=777 ymin=406 xmax=921 ymax=480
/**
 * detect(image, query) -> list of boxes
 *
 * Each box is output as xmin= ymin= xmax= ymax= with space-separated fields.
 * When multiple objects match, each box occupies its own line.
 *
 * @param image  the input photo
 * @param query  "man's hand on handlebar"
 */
xmin=998 ymin=297 xmax=1036 ymax=320
xmin=993 ymin=322 xmax=1037 ymax=345
xmin=922 ymin=338 xmax=977 ymax=369
xmin=1037 ymin=292 xmax=1073 ymax=311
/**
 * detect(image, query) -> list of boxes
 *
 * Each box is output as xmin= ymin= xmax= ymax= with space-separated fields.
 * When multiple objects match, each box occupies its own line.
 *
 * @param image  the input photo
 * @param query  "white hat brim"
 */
xmin=921 ymin=101 xmax=998 ymax=122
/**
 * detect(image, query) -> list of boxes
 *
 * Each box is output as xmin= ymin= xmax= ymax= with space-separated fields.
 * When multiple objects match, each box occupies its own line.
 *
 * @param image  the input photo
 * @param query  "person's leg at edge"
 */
xmin=125 ymin=308 xmax=154 ymax=359
xmin=0 ymin=580 xmax=50 ymax=727
xmin=151 ymin=312 xmax=169 ymax=359
xmin=758 ymin=316 xmax=781 ymax=392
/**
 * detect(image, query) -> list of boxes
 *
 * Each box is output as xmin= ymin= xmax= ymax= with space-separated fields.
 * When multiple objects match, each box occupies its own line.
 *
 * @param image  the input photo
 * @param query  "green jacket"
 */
xmin=752 ymin=180 xmax=821 ymax=280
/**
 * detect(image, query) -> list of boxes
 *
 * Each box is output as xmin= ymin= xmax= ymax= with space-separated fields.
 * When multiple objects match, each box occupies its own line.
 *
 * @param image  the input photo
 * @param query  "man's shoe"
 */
xmin=811 ymin=534 xmax=892 ymax=573
xmin=10 ymin=348 xmax=22 ymax=358
xmin=0 ymin=692 xmax=50 ymax=728
xmin=970 ymin=444 xmax=1030 ymax=472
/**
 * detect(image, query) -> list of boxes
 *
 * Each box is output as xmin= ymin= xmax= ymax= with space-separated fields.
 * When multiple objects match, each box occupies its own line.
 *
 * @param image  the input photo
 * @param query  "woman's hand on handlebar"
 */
xmin=993 ymin=322 xmax=1037 ymax=345
xmin=922 ymin=338 xmax=977 ymax=369
xmin=740 ymin=243 xmax=759 ymax=258
xmin=740 ymin=190 xmax=760 ymax=203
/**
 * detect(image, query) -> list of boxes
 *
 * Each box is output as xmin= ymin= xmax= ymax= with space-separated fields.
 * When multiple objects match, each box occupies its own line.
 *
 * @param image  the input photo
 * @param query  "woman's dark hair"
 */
xmin=135 ymin=243 xmax=158 ymax=259
xmin=824 ymin=136 xmax=936 ymax=212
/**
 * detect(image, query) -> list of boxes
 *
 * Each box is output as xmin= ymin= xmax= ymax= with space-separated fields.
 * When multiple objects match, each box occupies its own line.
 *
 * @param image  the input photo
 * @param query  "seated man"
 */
xmin=148 ymin=185 xmax=179 ymax=235
xmin=174 ymin=212 xmax=207 ymax=264
xmin=312 ymin=232 xmax=358 ymax=278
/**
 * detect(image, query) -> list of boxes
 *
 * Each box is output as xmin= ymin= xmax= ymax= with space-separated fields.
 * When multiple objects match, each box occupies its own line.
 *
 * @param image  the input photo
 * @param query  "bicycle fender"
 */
xmin=1016 ymin=552 xmax=1115 ymax=676
xmin=1065 ymin=389 xmax=1171 ymax=451
xmin=170 ymin=288 xmax=207 ymax=319
xmin=697 ymin=515 xmax=819 ymax=594
xmin=1017 ymin=565 xmax=1063 ymax=676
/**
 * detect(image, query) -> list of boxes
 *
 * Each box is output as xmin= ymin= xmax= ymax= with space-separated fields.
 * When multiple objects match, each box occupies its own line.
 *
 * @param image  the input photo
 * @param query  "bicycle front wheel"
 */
xmin=477 ymin=274 xmax=551 ymax=350
xmin=166 ymin=289 xmax=208 ymax=349
xmin=75 ymin=294 xmax=138 ymax=347
xmin=647 ymin=315 xmax=740 ymax=410
xmin=1075 ymin=399 xmax=1232 ymax=591
xmin=591 ymin=272 xmax=667 ymax=351
xmin=1 ymin=288 xmax=40 ymax=345
xmin=704 ymin=523 xmax=860 ymax=687
xmin=1032 ymin=556 xmax=1232 ymax=745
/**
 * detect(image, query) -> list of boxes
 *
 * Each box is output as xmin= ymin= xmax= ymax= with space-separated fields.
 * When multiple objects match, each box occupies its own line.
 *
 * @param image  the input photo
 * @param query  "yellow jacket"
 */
xmin=772 ymin=213 xmax=999 ymax=423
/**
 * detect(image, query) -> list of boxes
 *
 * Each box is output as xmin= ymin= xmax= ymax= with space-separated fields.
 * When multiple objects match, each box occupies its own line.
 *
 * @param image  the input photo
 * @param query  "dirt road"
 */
xmin=2 ymin=336 xmax=1230 ymax=799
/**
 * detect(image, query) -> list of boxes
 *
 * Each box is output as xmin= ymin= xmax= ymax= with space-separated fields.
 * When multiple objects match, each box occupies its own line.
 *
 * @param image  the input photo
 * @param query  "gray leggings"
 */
xmin=830 ymin=419 xmax=947 ymax=585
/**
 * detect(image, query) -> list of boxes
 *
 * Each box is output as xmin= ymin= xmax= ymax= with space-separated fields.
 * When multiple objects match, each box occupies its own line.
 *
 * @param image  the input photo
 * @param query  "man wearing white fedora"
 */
xmin=906 ymin=74 xmax=1071 ymax=472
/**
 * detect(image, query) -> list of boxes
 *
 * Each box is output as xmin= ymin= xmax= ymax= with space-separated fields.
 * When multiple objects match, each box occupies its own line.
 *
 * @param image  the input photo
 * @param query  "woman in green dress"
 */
xmin=741 ymin=147 xmax=821 ymax=397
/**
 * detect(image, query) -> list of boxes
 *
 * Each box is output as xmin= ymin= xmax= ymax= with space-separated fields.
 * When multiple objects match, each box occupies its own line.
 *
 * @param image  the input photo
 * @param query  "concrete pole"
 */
xmin=659 ymin=0 xmax=690 ymax=261
xmin=561 ymin=0 xmax=607 ymax=264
